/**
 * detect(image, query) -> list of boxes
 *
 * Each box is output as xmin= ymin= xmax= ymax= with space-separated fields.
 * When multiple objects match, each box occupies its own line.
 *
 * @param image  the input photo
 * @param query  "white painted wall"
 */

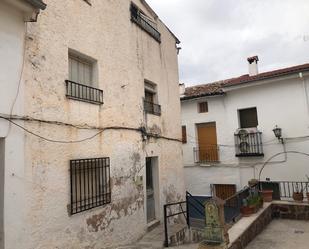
xmin=0 ymin=2 xmax=29 ymax=249
xmin=182 ymin=74 xmax=309 ymax=195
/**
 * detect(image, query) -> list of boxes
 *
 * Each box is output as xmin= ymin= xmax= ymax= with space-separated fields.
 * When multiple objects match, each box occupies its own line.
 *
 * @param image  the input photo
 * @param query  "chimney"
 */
xmin=179 ymin=83 xmax=185 ymax=96
xmin=247 ymin=55 xmax=259 ymax=76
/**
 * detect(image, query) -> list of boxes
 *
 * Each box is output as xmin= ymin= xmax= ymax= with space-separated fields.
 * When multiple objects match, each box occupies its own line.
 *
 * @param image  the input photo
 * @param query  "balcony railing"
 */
xmin=65 ymin=80 xmax=103 ymax=105
xmin=234 ymin=131 xmax=264 ymax=157
xmin=144 ymin=100 xmax=161 ymax=116
xmin=130 ymin=6 xmax=161 ymax=43
xmin=194 ymin=145 xmax=220 ymax=163
xmin=259 ymin=181 xmax=309 ymax=200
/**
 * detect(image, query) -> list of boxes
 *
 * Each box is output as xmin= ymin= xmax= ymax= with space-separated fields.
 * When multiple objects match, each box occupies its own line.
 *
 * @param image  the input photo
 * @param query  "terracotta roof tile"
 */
xmin=181 ymin=63 xmax=309 ymax=100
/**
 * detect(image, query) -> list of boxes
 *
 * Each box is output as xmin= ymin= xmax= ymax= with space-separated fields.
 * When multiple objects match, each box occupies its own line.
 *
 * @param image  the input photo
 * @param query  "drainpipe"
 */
xmin=299 ymin=72 xmax=309 ymax=125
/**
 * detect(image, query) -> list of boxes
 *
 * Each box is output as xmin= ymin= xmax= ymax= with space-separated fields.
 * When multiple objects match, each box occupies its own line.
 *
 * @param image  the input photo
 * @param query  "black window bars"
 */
xmin=65 ymin=80 xmax=103 ymax=105
xmin=130 ymin=4 xmax=161 ymax=43
xmin=144 ymin=99 xmax=161 ymax=116
xmin=69 ymin=157 xmax=111 ymax=215
xmin=234 ymin=131 xmax=264 ymax=157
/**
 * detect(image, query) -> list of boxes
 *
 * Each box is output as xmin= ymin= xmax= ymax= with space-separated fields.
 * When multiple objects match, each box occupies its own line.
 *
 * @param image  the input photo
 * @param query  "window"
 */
xmin=130 ymin=3 xmax=161 ymax=43
xmin=182 ymin=126 xmax=187 ymax=144
xmin=69 ymin=54 xmax=94 ymax=87
xmin=69 ymin=157 xmax=111 ymax=215
xmin=239 ymin=107 xmax=258 ymax=128
xmin=144 ymin=81 xmax=161 ymax=115
xmin=198 ymin=102 xmax=208 ymax=113
xmin=66 ymin=51 xmax=103 ymax=104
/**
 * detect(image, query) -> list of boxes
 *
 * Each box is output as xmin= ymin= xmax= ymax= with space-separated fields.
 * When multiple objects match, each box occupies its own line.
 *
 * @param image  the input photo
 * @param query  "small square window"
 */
xmin=144 ymin=81 xmax=161 ymax=115
xmin=239 ymin=107 xmax=258 ymax=128
xmin=198 ymin=102 xmax=208 ymax=113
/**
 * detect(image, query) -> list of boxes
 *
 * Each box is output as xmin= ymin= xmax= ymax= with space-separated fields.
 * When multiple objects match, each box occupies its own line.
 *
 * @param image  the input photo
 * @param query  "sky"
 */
xmin=147 ymin=0 xmax=309 ymax=86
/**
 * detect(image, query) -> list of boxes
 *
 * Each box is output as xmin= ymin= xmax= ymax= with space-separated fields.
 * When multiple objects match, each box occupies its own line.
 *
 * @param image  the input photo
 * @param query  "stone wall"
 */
xmin=228 ymin=202 xmax=309 ymax=249
xmin=228 ymin=205 xmax=272 ymax=249
xmin=272 ymin=202 xmax=309 ymax=220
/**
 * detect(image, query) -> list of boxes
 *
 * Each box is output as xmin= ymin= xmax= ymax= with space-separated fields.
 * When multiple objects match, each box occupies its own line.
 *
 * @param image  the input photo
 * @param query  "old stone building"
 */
xmin=0 ymin=0 xmax=184 ymax=248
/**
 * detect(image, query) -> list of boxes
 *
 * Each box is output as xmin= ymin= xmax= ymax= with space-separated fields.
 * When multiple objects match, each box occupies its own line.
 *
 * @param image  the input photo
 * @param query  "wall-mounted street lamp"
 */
xmin=272 ymin=125 xmax=283 ymax=143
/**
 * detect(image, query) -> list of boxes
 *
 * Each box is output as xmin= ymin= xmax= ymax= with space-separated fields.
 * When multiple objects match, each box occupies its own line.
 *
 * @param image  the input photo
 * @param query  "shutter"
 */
xmin=182 ymin=126 xmax=187 ymax=144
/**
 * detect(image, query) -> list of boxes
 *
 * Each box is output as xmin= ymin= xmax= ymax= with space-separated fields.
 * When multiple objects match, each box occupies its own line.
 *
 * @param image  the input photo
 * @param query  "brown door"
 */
xmin=213 ymin=184 xmax=236 ymax=200
xmin=197 ymin=122 xmax=218 ymax=162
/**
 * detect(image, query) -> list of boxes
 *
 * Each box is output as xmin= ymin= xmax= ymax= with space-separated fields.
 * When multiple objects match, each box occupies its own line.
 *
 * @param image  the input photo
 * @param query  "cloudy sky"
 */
xmin=147 ymin=0 xmax=309 ymax=86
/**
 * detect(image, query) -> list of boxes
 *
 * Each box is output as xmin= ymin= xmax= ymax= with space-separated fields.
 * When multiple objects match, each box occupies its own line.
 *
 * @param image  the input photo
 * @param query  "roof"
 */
xmin=181 ymin=82 xmax=224 ymax=100
xmin=24 ymin=0 xmax=46 ymax=10
xmin=181 ymin=63 xmax=309 ymax=101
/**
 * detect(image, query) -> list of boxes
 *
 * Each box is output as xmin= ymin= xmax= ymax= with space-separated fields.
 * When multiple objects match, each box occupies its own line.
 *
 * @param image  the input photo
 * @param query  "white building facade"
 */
xmin=181 ymin=57 xmax=309 ymax=197
xmin=0 ymin=0 xmax=184 ymax=248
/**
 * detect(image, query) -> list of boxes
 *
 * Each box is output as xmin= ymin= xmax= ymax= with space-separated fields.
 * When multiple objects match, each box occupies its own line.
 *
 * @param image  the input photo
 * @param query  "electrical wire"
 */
xmin=5 ymin=23 xmax=28 ymax=138
xmin=258 ymin=150 xmax=309 ymax=181
xmin=0 ymin=115 xmax=181 ymax=144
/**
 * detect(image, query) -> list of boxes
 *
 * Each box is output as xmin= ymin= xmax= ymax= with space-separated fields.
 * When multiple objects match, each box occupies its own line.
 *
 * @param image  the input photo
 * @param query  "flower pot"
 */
xmin=293 ymin=192 xmax=304 ymax=202
xmin=260 ymin=190 xmax=273 ymax=202
xmin=248 ymin=179 xmax=259 ymax=187
xmin=240 ymin=206 xmax=255 ymax=216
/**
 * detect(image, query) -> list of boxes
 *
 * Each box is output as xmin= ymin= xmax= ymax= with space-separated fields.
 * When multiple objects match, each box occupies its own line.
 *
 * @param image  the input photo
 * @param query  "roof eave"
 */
xmin=180 ymin=92 xmax=225 ymax=101
xmin=223 ymin=67 xmax=309 ymax=90
xmin=24 ymin=0 xmax=46 ymax=10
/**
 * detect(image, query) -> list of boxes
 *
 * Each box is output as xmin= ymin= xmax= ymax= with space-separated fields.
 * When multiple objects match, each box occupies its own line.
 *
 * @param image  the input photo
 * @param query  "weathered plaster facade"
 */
xmin=0 ymin=0 xmax=184 ymax=248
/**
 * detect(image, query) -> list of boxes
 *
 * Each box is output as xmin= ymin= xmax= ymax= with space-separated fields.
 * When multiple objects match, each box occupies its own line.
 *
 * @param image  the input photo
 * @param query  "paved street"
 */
xmin=246 ymin=219 xmax=309 ymax=249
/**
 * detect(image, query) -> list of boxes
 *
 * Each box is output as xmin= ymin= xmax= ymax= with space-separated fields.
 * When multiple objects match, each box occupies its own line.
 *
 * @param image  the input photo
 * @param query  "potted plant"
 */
xmin=248 ymin=179 xmax=259 ymax=187
xmin=293 ymin=178 xmax=309 ymax=202
xmin=240 ymin=198 xmax=255 ymax=217
xmin=240 ymin=191 xmax=263 ymax=216
xmin=293 ymin=187 xmax=304 ymax=202
xmin=260 ymin=189 xmax=273 ymax=202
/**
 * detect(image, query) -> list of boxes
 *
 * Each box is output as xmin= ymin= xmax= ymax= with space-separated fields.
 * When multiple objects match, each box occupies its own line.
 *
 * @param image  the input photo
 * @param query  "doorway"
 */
xmin=196 ymin=122 xmax=218 ymax=162
xmin=146 ymin=157 xmax=158 ymax=223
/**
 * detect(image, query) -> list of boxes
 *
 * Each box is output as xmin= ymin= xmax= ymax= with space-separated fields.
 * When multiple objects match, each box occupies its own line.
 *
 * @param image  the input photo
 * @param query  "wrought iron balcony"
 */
xmin=130 ymin=5 xmax=161 ymax=43
xmin=144 ymin=100 xmax=161 ymax=116
xmin=234 ymin=130 xmax=264 ymax=157
xmin=65 ymin=80 xmax=103 ymax=105
xmin=194 ymin=146 xmax=220 ymax=163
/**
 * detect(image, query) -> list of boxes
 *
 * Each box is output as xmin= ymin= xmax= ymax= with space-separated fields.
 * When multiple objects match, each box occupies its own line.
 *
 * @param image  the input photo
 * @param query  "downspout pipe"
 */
xmin=299 ymin=72 xmax=309 ymax=124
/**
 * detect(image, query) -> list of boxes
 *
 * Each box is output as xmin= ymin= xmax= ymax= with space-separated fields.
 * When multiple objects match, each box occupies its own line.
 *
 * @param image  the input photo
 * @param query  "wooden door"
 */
xmin=197 ymin=122 xmax=218 ymax=162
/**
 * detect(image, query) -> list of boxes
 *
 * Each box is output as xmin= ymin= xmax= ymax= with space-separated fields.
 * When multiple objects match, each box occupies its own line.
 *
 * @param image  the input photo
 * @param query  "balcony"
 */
xmin=144 ymin=100 xmax=161 ymax=116
xmin=65 ymin=80 xmax=103 ymax=105
xmin=234 ymin=130 xmax=264 ymax=157
xmin=194 ymin=145 xmax=220 ymax=163
xmin=130 ymin=5 xmax=161 ymax=43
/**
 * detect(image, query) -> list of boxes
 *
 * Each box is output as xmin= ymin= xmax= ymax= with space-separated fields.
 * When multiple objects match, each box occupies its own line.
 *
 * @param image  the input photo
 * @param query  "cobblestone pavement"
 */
xmin=246 ymin=219 xmax=309 ymax=249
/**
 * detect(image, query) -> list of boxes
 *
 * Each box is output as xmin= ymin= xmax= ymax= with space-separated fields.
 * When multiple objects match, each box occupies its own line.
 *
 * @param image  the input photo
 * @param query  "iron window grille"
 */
xmin=69 ymin=157 xmax=111 ymax=215
xmin=130 ymin=4 xmax=161 ymax=43
xmin=194 ymin=145 xmax=220 ymax=163
xmin=234 ymin=131 xmax=264 ymax=157
xmin=65 ymin=80 xmax=103 ymax=105
xmin=144 ymin=99 xmax=161 ymax=116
